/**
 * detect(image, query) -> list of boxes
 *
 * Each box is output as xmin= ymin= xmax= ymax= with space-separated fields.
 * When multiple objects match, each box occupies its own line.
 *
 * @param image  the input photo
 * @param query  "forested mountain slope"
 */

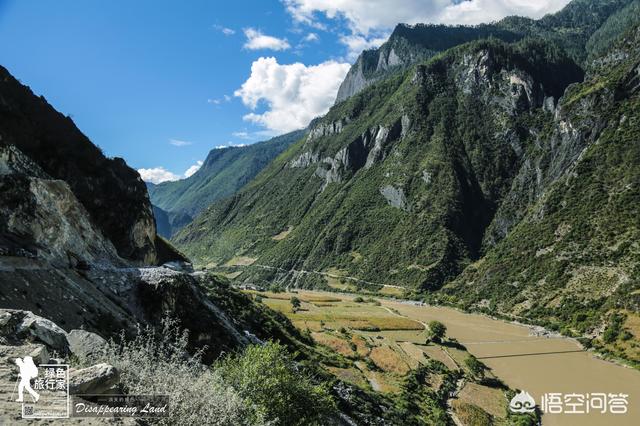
xmin=148 ymin=129 xmax=304 ymax=236
xmin=336 ymin=0 xmax=637 ymax=102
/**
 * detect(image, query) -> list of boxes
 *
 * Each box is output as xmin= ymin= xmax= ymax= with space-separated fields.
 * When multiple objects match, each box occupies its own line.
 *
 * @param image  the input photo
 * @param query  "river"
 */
xmin=297 ymin=290 xmax=640 ymax=425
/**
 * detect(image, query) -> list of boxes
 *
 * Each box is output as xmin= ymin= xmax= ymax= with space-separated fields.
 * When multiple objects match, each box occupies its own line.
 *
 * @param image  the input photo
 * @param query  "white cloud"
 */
xmin=243 ymin=28 xmax=291 ymax=51
xmin=232 ymin=131 xmax=252 ymax=140
xmin=207 ymin=94 xmax=232 ymax=105
xmin=169 ymin=139 xmax=192 ymax=147
xmin=139 ymin=160 xmax=205 ymax=183
xmin=184 ymin=160 xmax=204 ymax=178
xmin=304 ymin=32 xmax=319 ymax=42
xmin=284 ymin=0 xmax=571 ymax=59
xmin=213 ymin=24 xmax=235 ymax=35
xmin=138 ymin=167 xmax=181 ymax=184
xmin=340 ymin=33 xmax=390 ymax=60
xmin=234 ymin=57 xmax=350 ymax=133
xmin=285 ymin=0 xmax=571 ymax=32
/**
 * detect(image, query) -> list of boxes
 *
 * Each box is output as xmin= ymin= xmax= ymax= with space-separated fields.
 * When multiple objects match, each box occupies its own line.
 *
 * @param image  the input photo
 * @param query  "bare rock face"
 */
xmin=305 ymin=117 xmax=406 ymax=191
xmin=0 ymin=309 xmax=71 ymax=353
xmin=67 ymin=330 xmax=108 ymax=362
xmin=0 ymin=65 xmax=159 ymax=265
xmin=69 ymin=363 xmax=119 ymax=395
xmin=379 ymin=185 xmax=409 ymax=211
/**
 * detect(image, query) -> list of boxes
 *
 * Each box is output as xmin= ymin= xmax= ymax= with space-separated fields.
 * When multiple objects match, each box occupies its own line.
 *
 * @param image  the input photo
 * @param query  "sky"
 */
xmin=0 ymin=0 xmax=571 ymax=183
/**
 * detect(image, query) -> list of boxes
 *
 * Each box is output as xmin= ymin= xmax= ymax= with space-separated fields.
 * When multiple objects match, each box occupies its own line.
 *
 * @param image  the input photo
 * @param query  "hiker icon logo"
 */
xmin=509 ymin=390 xmax=536 ymax=413
xmin=14 ymin=356 xmax=39 ymax=403
xmin=13 ymin=358 xmax=69 ymax=419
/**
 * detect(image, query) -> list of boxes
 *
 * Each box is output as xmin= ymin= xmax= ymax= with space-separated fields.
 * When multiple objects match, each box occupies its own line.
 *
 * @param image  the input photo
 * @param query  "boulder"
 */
xmin=17 ymin=311 xmax=69 ymax=353
xmin=68 ymin=329 xmax=108 ymax=361
xmin=29 ymin=345 xmax=50 ymax=365
xmin=69 ymin=363 xmax=119 ymax=395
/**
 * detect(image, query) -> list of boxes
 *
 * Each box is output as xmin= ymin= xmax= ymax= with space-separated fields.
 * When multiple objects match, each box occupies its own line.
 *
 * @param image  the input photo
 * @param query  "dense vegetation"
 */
xmin=99 ymin=318 xmax=334 ymax=425
xmin=171 ymin=0 xmax=640 ymax=366
xmin=148 ymin=129 xmax=304 ymax=235
xmin=337 ymin=0 xmax=635 ymax=101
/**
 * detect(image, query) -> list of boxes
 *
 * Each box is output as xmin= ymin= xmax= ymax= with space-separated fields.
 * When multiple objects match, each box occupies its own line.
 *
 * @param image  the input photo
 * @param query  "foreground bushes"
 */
xmin=102 ymin=318 xmax=334 ymax=425
xmin=216 ymin=342 xmax=335 ymax=424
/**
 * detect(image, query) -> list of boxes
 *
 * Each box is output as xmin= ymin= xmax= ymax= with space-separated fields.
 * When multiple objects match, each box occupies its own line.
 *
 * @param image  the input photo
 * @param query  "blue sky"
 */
xmin=0 ymin=0 xmax=571 ymax=183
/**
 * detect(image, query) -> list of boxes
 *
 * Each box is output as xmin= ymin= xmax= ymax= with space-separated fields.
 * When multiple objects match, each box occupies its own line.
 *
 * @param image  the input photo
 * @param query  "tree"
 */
xmin=427 ymin=320 xmax=447 ymax=343
xmin=290 ymin=296 xmax=301 ymax=312
xmin=464 ymin=355 xmax=485 ymax=379
xmin=216 ymin=342 xmax=335 ymax=425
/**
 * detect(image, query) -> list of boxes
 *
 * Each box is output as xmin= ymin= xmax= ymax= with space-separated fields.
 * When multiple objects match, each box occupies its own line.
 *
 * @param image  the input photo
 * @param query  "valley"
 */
xmin=247 ymin=289 xmax=640 ymax=426
xmin=2 ymin=0 xmax=640 ymax=424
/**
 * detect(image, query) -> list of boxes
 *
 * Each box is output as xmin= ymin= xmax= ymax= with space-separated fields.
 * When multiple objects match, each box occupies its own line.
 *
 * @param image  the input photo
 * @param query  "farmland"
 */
xmin=244 ymin=290 xmax=515 ymax=423
xmin=244 ymin=289 xmax=640 ymax=426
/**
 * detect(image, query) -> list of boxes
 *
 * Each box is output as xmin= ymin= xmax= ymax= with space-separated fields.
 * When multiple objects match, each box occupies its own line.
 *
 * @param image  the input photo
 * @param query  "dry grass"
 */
xmin=271 ymin=226 xmax=293 ymax=241
xmin=457 ymin=383 xmax=507 ymax=419
xmin=325 ymin=366 xmax=368 ymax=388
xmin=360 ymin=369 xmax=401 ymax=394
xmin=369 ymin=346 xmax=411 ymax=375
xmin=398 ymin=342 xmax=429 ymax=367
xmin=378 ymin=286 xmax=405 ymax=297
xmin=326 ymin=277 xmax=357 ymax=292
xmin=312 ymin=332 xmax=355 ymax=357
xmin=421 ymin=345 xmax=459 ymax=370
xmin=224 ymin=256 xmax=257 ymax=266
xmin=624 ymin=311 xmax=640 ymax=338
xmin=259 ymin=293 xmax=423 ymax=331
xmin=616 ymin=311 xmax=640 ymax=360
xmin=444 ymin=347 xmax=468 ymax=369
xmin=351 ymin=334 xmax=371 ymax=357
xmin=451 ymin=401 xmax=492 ymax=426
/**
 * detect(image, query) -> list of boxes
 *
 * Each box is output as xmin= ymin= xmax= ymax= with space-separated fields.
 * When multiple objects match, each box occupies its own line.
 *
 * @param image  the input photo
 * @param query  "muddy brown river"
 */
xmin=383 ymin=300 xmax=640 ymax=426
xmin=297 ymin=290 xmax=640 ymax=425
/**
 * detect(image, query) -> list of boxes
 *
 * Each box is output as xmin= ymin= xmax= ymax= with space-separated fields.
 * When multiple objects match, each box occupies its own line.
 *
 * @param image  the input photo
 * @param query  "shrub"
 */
xmin=427 ymin=321 xmax=447 ymax=343
xmin=102 ymin=318 xmax=262 ymax=426
xmin=353 ymin=296 xmax=364 ymax=303
xmin=216 ymin=342 xmax=335 ymax=425
xmin=464 ymin=355 xmax=486 ymax=378
xmin=290 ymin=296 xmax=301 ymax=311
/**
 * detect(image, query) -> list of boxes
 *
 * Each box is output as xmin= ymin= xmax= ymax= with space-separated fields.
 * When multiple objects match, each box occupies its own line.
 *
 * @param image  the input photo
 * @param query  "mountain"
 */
xmin=175 ymin=37 xmax=583 ymax=281
xmin=335 ymin=23 xmax=523 ymax=103
xmin=174 ymin=0 xmax=640 ymax=363
xmin=442 ymin=25 xmax=640 ymax=351
xmin=0 ymin=65 xmax=465 ymax=425
xmin=0 ymin=65 xmax=171 ymax=265
xmin=148 ymin=129 xmax=305 ymax=235
xmin=0 ymin=64 xmax=195 ymax=332
xmin=336 ymin=0 xmax=636 ymax=103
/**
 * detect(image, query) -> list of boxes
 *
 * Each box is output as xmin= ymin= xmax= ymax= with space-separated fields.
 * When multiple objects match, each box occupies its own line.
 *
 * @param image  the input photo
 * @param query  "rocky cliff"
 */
xmin=0 ymin=65 xmax=160 ymax=264
xmin=335 ymin=0 xmax=635 ymax=103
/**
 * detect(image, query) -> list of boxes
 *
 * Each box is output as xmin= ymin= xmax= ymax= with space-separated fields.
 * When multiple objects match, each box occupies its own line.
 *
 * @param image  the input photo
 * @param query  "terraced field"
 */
xmin=244 ymin=290 xmax=514 ymax=423
xmin=245 ymin=289 xmax=640 ymax=426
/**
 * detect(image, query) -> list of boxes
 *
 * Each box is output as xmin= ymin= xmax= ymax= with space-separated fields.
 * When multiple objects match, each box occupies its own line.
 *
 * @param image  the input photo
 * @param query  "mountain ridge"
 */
xmin=148 ymin=129 xmax=305 ymax=236
xmin=335 ymin=0 xmax=636 ymax=103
